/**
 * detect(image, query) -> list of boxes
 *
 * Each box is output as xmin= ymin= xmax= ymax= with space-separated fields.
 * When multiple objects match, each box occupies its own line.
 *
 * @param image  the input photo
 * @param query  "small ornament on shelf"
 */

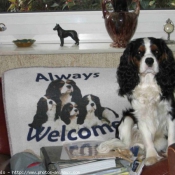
xmin=53 ymin=23 xmax=79 ymax=47
xmin=0 ymin=23 xmax=7 ymax=32
xmin=164 ymin=18 xmax=175 ymax=44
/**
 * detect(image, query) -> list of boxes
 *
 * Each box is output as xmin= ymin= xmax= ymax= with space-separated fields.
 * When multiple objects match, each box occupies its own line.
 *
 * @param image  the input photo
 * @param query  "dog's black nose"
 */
xmin=91 ymin=103 xmax=95 ymax=107
xmin=49 ymin=101 xmax=53 ymax=104
xmin=74 ymin=109 xmax=78 ymax=112
xmin=145 ymin=57 xmax=154 ymax=67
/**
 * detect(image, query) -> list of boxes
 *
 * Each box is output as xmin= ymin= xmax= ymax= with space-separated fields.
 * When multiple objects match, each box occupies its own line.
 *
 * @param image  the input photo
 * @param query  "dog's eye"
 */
xmin=153 ymin=50 xmax=159 ymax=56
xmin=155 ymin=50 xmax=159 ymax=54
xmin=137 ymin=51 xmax=143 ymax=56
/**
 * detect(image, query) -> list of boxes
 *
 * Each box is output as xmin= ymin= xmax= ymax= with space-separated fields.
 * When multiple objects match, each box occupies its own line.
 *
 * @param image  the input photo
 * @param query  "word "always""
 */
xmin=36 ymin=72 xmax=100 ymax=82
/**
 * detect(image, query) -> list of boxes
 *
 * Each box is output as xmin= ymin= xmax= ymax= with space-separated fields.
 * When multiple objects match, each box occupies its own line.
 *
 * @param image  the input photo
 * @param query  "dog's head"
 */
xmin=61 ymin=79 xmax=82 ymax=104
xmin=77 ymin=94 xmax=104 ymax=124
xmin=117 ymin=37 xmax=175 ymax=97
xmin=53 ymin=23 xmax=61 ymax=31
xmin=61 ymin=102 xmax=79 ymax=125
xmin=82 ymin=94 xmax=99 ymax=113
xmin=61 ymin=80 xmax=75 ymax=94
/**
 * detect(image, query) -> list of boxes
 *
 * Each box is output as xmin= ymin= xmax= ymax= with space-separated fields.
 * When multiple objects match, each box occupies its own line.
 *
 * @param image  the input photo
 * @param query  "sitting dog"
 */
xmin=77 ymin=94 xmax=119 ymax=129
xmin=60 ymin=79 xmax=82 ymax=108
xmin=56 ymin=102 xmax=79 ymax=132
xmin=116 ymin=37 xmax=175 ymax=166
xmin=28 ymin=79 xmax=65 ymax=129
xmin=53 ymin=24 xmax=79 ymax=46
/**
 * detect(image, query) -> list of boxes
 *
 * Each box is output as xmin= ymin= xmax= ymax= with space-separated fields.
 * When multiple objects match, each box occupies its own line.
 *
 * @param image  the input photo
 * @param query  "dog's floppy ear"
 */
xmin=28 ymin=97 xmax=48 ymax=129
xmin=77 ymin=105 xmax=87 ymax=125
xmin=61 ymin=103 xmax=71 ymax=125
xmin=67 ymin=79 xmax=82 ymax=105
xmin=46 ymin=80 xmax=64 ymax=102
xmin=117 ymin=41 xmax=140 ymax=96
xmin=155 ymin=39 xmax=175 ymax=98
xmin=55 ymin=104 xmax=61 ymax=121
xmin=77 ymin=97 xmax=87 ymax=125
xmin=92 ymin=95 xmax=104 ymax=119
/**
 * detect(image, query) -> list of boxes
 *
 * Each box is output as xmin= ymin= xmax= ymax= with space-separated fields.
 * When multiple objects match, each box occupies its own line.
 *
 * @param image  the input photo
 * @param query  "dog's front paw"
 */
xmin=144 ymin=156 xmax=162 ymax=166
xmin=161 ymin=152 xmax=167 ymax=158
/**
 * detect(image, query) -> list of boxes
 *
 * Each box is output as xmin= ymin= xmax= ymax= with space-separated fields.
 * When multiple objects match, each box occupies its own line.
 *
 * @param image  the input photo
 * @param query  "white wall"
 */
xmin=0 ymin=10 xmax=175 ymax=44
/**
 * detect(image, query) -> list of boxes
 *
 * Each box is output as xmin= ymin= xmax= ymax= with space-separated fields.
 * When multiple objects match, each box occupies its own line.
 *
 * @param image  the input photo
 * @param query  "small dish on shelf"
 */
xmin=13 ymin=39 xmax=36 ymax=47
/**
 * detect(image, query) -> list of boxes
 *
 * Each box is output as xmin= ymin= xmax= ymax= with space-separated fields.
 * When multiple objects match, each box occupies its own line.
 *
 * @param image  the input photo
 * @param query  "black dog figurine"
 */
xmin=53 ymin=24 xmax=79 ymax=46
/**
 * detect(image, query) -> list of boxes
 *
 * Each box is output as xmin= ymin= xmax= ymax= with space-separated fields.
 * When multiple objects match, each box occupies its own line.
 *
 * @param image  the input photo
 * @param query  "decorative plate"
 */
xmin=13 ymin=39 xmax=36 ymax=47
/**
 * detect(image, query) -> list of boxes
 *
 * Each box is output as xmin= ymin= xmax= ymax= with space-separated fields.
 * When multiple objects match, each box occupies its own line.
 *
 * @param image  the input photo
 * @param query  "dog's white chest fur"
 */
xmin=66 ymin=117 xmax=78 ymax=131
xmin=80 ymin=112 xmax=102 ymax=129
xmin=132 ymin=73 xmax=161 ymax=109
xmin=132 ymin=74 xmax=169 ymax=134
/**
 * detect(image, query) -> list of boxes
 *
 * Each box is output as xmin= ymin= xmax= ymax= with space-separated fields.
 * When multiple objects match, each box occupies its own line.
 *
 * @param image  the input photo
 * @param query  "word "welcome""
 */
xmin=27 ymin=121 xmax=118 ymax=142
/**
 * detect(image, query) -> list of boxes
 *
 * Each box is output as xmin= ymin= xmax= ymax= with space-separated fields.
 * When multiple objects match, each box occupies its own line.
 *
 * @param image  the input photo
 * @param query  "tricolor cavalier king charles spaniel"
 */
xmin=78 ymin=94 xmax=118 ymax=128
xmin=56 ymin=102 xmax=79 ymax=132
xmin=60 ymin=79 xmax=82 ymax=107
xmin=116 ymin=37 xmax=175 ymax=166
xmin=29 ymin=79 xmax=64 ymax=129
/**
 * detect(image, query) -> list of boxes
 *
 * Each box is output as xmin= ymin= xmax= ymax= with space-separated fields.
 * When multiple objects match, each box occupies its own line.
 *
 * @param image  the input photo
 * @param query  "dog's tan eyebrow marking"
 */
xmin=60 ymin=80 xmax=65 ymax=84
xmin=66 ymin=80 xmax=71 ymax=84
xmin=138 ymin=45 xmax=145 ymax=53
xmin=91 ymin=96 xmax=95 ymax=101
xmin=150 ymin=44 xmax=158 ymax=51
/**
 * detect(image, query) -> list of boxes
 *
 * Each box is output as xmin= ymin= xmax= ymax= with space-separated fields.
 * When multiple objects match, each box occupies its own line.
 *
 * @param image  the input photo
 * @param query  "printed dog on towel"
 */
xmin=77 ymin=94 xmax=119 ymax=129
xmin=116 ymin=37 xmax=175 ymax=166
xmin=56 ymin=102 xmax=79 ymax=132
xmin=53 ymin=24 xmax=79 ymax=47
xmin=60 ymin=79 xmax=82 ymax=108
xmin=28 ymin=79 xmax=65 ymax=129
